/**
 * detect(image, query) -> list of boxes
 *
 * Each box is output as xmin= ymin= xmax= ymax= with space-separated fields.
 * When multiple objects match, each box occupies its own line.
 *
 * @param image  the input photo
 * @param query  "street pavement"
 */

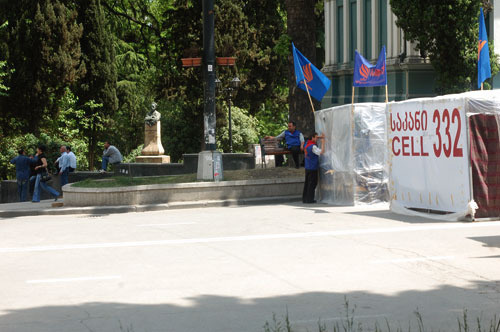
xmin=0 ymin=203 xmax=499 ymax=332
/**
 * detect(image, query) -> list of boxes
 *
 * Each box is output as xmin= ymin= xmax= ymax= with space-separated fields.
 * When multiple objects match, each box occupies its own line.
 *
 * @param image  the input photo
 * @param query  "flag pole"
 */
xmin=481 ymin=83 xmax=484 ymax=91
xmin=351 ymin=86 xmax=355 ymax=105
xmin=302 ymin=79 xmax=315 ymax=113
xmin=385 ymin=85 xmax=389 ymax=103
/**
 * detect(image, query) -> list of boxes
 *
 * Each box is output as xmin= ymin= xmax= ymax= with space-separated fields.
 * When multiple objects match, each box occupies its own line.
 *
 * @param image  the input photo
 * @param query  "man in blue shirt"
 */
xmin=267 ymin=121 xmax=304 ymax=168
xmin=10 ymin=149 xmax=33 ymax=202
xmin=303 ymin=133 xmax=325 ymax=203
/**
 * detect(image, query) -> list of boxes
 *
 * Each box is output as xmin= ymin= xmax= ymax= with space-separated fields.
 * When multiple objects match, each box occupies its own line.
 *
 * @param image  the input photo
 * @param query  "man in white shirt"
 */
xmin=57 ymin=145 xmax=70 ymax=187
xmin=67 ymin=146 xmax=77 ymax=172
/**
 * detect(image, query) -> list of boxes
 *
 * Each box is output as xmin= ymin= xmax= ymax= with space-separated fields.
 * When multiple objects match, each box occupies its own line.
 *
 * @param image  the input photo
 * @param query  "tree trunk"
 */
xmin=285 ymin=0 xmax=320 ymax=138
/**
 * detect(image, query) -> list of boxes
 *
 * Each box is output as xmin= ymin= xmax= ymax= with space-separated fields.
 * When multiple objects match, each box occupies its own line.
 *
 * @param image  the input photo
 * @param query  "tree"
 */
xmin=2 ymin=0 xmax=85 ymax=133
xmin=390 ymin=0 xmax=499 ymax=93
xmin=76 ymin=0 xmax=118 ymax=169
xmin=285 ymin=0 xmax=322 ymax=137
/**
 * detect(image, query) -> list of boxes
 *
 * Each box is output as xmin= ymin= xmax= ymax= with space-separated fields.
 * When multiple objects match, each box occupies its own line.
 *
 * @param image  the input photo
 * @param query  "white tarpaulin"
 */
xmin=315 ymin=103 xmax=388 ymax=205
xmin=388 ymin=90 xmax=500 ymax=220
xmin=388 ymin=95 xmax=470 ymax=216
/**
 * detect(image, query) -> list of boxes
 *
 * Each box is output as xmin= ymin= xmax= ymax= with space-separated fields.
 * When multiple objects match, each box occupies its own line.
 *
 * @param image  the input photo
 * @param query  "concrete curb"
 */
xmin=0 ymin=195 xmax=302 ymax=218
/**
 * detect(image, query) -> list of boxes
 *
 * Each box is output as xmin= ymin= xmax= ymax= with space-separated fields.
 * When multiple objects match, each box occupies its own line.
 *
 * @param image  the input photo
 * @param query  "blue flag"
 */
xmin=353 ymin=46 xmax=387 ymax=87
xmin=478 ymin=7 xmax=491 ymax=89
xmin=292 ymin=43 xmax=331 ymax=102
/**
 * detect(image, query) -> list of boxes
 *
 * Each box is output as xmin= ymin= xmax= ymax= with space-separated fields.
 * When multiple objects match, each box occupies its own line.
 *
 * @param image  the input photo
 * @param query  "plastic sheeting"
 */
xmin=315 ymin=103 xmax=389 ymax=205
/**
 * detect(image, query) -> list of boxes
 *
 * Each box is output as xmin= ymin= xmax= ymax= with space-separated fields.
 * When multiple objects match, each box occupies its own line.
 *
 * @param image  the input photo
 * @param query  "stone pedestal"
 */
xmin=135 ymin=121 xmax=170 ymax=163
xmin=135 ymin=155 xmax=171 ymax=163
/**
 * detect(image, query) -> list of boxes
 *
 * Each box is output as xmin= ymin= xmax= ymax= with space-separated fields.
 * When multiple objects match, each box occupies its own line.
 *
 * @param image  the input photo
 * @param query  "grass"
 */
xmin=263 ymin=298 xmax=500 ymax=332
xmin=72 ymin=167 xmax=304 ymax=188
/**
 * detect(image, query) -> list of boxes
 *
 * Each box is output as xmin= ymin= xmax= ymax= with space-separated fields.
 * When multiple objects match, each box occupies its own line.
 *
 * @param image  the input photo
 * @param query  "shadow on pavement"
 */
xmin=344 ymin=209 xmax=450 ymax=224
xmin=1 ymin=280 xmax=500 ymax=332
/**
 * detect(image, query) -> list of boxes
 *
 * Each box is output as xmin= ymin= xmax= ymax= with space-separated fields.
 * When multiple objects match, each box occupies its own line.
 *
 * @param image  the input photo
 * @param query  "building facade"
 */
xmin=322 ymin=0 xmax=500 ymax=108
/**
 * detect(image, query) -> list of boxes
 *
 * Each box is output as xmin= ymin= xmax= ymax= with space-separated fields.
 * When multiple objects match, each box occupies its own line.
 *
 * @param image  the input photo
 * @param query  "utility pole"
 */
xmin=203 ymin=0 xmax=216 ymax=151
xmin=197 ymin=0 xmax=223 ymax=181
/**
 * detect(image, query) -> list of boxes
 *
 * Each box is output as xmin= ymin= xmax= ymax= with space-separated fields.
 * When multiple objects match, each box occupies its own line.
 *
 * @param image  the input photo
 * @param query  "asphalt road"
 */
xmin=1 ymin=203 xmax=499 ymax=332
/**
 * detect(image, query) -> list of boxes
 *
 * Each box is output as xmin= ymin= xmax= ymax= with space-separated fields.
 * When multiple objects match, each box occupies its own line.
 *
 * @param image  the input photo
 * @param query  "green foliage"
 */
xmin=0 ymin=133 xmax=64 ymax=179
xmin=0 ymin=60 xmax=9 ymax=96
xmin=390 ymin=0 xmax=499 ymax=94
xmin=76 ymin=0 xmax=118 ymax=169
xmin=158 ymin=98 xmax=203 ymax=162
xmin=216 ymin=105 xmax=259 ymax=153
xmin=2 ymin=0 xmax=85 ymax=133
xmin=122 ymin=144 xmax=144 ymax=163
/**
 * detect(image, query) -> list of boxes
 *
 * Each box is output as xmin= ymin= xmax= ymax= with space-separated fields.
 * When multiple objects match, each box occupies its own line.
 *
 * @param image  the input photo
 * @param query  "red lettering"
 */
xmin=402 ymin=136 xmax=410 ymax=156
xmin=411 ymin=136 xmax=420 ymax=156
xmin=420 ymin=135 xmax=429 ymax=156
xmin=392 ymin=136 xmax=400 ymax=156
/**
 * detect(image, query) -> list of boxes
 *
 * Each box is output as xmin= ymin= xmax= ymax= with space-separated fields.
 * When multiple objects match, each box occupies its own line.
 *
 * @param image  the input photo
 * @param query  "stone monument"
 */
xmin=135 ymin=102 xmax=170 ymax=163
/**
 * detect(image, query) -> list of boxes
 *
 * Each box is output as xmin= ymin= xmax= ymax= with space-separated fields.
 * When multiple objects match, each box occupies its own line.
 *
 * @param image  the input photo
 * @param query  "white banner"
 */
xmin=388 ymin=96 xmax=471 ymax=213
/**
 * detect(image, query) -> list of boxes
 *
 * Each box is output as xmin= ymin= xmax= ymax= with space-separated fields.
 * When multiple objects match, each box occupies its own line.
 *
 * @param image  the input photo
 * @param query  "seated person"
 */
xmin=266 ymin=121 xmax=304 ymax=168
xmin=100 ymin=141 xmax=123 ymax=173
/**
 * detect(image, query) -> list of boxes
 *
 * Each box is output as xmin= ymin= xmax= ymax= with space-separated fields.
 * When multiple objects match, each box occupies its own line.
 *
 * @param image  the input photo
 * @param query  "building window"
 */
xmin=337 ymin=2 xmax=344 ymax=63
xmin=349 ymin=0 xmax=357 ymax=61
xmin=378 ymin=0 xmax=387 ymax=50
xmin=364 ymin=0 xmax=372 ymax=59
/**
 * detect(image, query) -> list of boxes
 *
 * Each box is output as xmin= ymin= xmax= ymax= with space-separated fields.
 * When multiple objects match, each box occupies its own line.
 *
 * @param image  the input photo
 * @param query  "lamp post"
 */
xmin=216 ymin=76 xmax=240 ymax=153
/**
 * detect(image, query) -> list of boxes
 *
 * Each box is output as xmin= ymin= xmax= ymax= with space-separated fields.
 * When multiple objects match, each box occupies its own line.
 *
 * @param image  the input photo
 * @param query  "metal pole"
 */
xmin=228 ymin=90 xmax=233 ymax=153
xmin=203 ymin=0 xmax=216 ymax=151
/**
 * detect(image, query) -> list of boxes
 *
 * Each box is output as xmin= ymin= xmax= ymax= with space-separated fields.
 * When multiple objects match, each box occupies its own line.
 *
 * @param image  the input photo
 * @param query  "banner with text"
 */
xmin=388 ymin=96 xmax=471 ymax=214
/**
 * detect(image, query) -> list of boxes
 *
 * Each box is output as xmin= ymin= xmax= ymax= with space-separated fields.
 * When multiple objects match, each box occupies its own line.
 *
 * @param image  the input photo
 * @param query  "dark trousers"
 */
xmin=302 ymin=169 xmax=318 ymax=203
xmin=288 ymin=145 xmax=301 ymax=168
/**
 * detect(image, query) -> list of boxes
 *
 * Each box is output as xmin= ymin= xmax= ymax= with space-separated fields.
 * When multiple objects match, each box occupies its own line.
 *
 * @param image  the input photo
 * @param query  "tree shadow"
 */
xmin=1 ymin=280 xmax=500 ymax=332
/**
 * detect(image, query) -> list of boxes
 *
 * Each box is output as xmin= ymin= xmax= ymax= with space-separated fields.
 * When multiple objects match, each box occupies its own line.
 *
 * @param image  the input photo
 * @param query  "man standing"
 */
xmin=57 ymin=145 xmax=70 ymax=187
xmin=67 ymin=146 xmax=77 ymax=172
xmin=302 ymin=133 xmax=325 ymax=203
xmin=10 ymin=149 xmax=32 ymax=202
xmin=266 ymin=121 xmax=304 ymax=168
xmin=100 ymin=141 xmax=123 ymax=173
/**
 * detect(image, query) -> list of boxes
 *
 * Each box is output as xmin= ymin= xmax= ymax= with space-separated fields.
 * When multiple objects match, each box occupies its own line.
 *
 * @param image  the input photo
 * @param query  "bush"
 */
xmin=216 ymin=105 xmax=260 ymax=153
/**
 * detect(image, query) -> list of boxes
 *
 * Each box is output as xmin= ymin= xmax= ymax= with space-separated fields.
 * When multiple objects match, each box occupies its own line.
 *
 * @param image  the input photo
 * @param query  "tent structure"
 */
xmin=388 ymin=90 xmax=500 ymax=220
xmin=314 ymin=103 xmax=389 ymax=205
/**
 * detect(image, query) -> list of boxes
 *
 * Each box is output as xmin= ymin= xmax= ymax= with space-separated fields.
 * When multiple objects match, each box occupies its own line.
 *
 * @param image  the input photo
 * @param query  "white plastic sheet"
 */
xmin=388 ymin=90 xmax=500 ymax=221
xmin=315 ymin=103 xmax=388 ymax=205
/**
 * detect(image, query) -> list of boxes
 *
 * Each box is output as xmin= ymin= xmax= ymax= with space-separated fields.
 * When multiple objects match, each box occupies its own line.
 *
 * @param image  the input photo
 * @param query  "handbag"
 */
xmin=40 ymin=169 xmax=52 ymax=182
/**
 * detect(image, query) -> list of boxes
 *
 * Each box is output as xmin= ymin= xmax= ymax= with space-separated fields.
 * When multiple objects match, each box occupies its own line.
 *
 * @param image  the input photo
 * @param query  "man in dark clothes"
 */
xmin=10 ymin=149 xmax=33 ymax=202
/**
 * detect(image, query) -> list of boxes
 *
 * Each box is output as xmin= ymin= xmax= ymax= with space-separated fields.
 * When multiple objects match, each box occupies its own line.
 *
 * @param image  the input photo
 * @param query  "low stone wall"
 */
xmin=1 ymin=172 xmax=115 ymax=203
xmin=115 ymin=153 xmax=256 ymax=177
xmin=63 ymin=177 xmax=304 ymax=207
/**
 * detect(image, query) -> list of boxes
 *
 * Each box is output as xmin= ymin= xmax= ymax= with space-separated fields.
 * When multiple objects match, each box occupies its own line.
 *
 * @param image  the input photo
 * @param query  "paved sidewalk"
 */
xmin=0 ymin=196 xmax=302 ymax=218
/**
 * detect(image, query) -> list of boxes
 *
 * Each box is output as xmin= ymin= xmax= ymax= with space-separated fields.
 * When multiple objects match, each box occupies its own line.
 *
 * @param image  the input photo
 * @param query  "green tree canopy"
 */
xmin=390 ymin=0 xmax=499 ymax=93
xmin=1 ymin=0 xmax=85 ymax=133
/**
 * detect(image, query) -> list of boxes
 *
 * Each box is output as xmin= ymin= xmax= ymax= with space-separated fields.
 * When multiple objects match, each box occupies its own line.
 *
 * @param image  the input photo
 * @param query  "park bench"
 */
xmin=259 ymin=137 xmax=291 ymax=168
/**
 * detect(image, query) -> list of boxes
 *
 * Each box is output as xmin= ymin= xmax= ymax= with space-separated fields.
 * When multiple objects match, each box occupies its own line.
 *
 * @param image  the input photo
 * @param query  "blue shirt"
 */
xmin=10 ymin=155 xmax=32 ymax=180
xmin=277 ymin=130 xmax=304 ymax=148
xmin=304 ymin=141 xmax=320 ymax=170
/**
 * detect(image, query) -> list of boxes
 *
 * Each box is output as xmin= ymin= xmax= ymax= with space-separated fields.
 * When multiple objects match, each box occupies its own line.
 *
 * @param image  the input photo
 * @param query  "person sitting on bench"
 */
xmin=266 ymin=121 xmax=304 ymax=168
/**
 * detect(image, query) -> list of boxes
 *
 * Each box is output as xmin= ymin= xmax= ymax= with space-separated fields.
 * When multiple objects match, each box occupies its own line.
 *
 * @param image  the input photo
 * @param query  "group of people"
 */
xmin=268 ymin=121 xmax=325 ymax=204
xmin=9 ymin=131 xmax=323 ymax=204
xmin=10 ymin=145 xmax=64 ymax=202
xmin=9 ymin=141 xmax=123 ymax=202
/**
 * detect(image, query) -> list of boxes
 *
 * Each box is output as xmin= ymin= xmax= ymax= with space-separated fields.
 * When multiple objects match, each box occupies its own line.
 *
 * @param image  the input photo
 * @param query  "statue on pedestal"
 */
xmin=135 ymin=102 xmax=170 ymax=163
